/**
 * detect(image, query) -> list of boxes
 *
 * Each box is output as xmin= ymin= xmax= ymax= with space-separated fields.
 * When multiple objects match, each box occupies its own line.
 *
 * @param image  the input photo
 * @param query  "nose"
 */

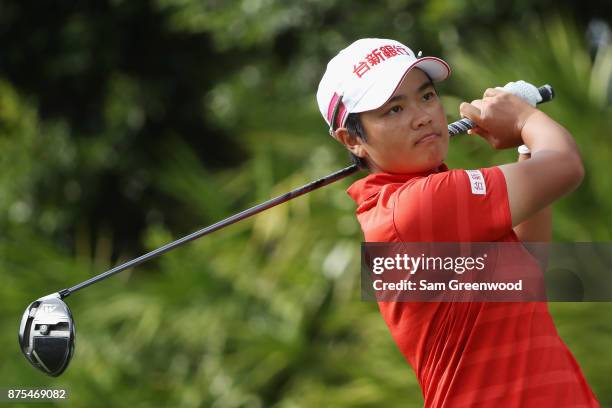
xmin=411 ymin=105 xmax=433 ymax=130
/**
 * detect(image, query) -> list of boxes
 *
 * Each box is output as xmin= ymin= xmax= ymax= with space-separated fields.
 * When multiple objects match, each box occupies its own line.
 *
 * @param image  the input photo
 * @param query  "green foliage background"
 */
xmin=1 ymin=1 xmax=611 ymax=407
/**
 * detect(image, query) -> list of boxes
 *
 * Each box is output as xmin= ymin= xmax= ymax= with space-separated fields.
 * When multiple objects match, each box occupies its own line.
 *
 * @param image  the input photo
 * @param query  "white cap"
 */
xmin=316 ymin=38 xmax=451 ymax=137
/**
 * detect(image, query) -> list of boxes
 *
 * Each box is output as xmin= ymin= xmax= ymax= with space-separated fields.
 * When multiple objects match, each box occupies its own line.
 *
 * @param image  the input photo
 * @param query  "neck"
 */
xmin=368 ymin=163 xmax=446 ymax=175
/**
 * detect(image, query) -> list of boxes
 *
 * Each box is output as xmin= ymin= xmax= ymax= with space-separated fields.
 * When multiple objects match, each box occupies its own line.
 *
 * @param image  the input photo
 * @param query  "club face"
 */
xmin=18 ymin=293 xmax=75 ymax=377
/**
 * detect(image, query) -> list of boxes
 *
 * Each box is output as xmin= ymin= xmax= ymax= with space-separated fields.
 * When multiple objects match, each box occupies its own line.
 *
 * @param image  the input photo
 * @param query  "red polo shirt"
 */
xmin=347 ymin=165 xmax=599 ymax=407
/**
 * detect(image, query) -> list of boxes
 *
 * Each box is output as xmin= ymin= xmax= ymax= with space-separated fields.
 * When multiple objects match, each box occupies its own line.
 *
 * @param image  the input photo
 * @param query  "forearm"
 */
xmin=513 ymin=206 xmax=552 ymax=242
xmin=512 ymin=151 xmax=553 ymax=242
xmin=521 ymin=110 xmax=583 ymax=168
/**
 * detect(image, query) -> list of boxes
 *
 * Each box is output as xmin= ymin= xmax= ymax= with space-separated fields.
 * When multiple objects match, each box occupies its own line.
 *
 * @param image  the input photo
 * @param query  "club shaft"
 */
xmin=59 ymin=84 xmax=554 ymax=298
xmin=59 ymin=164 xmax=360 ymax=297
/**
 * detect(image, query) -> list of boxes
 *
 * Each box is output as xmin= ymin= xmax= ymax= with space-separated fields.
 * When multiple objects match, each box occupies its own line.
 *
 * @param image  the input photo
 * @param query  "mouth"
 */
xmin=414 ymin=132 xmax=440 ymax=145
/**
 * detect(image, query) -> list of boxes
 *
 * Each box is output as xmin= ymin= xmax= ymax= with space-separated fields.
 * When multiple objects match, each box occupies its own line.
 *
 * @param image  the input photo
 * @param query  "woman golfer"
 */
xmin=317 ymin=38 xmax=599 ymax=407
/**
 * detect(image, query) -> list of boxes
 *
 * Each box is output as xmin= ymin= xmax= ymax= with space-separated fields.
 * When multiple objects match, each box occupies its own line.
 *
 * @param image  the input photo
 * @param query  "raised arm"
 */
xmin=459 ymin=89 xmax=584 ymax=227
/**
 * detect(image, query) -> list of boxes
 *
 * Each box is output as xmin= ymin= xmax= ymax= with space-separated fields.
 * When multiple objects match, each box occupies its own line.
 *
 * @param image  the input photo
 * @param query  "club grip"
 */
xmin=448 ymin=84 xmax=554 ymax=137
xmin=537 ymin=84 xmax=554 ymax=103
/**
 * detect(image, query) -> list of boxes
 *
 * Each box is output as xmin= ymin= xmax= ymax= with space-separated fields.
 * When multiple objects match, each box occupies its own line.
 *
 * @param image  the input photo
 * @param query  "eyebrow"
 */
xmin=417 ymin=80 xmax=435 ymax=93
xmin=383 ymin=80 xmax=435 ymax=106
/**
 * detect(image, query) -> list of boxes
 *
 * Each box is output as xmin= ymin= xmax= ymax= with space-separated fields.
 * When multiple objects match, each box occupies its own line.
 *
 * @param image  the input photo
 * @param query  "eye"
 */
xmin=423 ymin=90 xmax=437 ymax=101
xmin=388 ymin=105 xmax=403 ymax=115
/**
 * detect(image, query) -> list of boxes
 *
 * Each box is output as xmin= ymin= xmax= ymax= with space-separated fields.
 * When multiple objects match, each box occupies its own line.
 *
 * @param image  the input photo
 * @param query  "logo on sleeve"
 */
xmin=465 ymin=170 xmax=486 ymax=195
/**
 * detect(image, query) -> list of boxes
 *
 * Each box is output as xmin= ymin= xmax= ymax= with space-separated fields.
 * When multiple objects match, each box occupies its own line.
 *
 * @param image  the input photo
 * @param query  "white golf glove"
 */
xmin=496 ymin=80 xmax=542 ymax=106
xmin=496 ymin=80 xmax=541 ymax=154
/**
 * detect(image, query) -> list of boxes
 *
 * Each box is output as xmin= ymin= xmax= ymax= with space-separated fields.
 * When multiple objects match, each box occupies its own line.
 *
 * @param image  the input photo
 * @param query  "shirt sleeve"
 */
xmin=392 ymin=167 xmax=512 ymax=242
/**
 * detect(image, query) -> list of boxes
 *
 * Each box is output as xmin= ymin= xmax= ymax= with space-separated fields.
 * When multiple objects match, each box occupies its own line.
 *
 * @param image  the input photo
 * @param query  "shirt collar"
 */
xmin=346 ymin=163 xmax=448 ymax=206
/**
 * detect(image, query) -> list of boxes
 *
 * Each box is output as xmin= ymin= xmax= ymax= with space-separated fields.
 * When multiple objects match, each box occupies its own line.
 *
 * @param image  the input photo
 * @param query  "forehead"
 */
xmin=357 ymin=68 xmax=434 ymax=122
xmin=391 ymin=68 xmax=432 ymax=96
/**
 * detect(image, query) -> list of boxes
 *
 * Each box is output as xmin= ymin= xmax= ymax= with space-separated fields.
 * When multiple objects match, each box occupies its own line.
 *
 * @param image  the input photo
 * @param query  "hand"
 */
xmin=459 ymin=88 xmax=539 ymax=149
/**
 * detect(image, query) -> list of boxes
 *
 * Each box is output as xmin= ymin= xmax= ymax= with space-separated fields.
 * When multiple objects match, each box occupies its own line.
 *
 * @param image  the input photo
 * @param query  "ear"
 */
xmin=334 ymin=128 xmax=367 ymax=159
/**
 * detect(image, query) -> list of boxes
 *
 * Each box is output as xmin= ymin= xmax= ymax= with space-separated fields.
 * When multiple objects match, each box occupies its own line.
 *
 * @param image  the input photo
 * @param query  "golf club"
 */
xmin=18 ymin=83 xmax=554 ymax=377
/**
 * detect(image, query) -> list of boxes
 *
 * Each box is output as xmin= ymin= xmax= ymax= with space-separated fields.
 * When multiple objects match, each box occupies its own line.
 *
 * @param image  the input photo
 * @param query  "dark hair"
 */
xmin=345 ymin=112 xmax=369 ymax=169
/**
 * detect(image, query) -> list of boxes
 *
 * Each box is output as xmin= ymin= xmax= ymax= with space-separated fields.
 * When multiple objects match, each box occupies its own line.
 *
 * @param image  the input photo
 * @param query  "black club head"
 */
xmin=18 ymin=293 xmax=75 ymax=377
